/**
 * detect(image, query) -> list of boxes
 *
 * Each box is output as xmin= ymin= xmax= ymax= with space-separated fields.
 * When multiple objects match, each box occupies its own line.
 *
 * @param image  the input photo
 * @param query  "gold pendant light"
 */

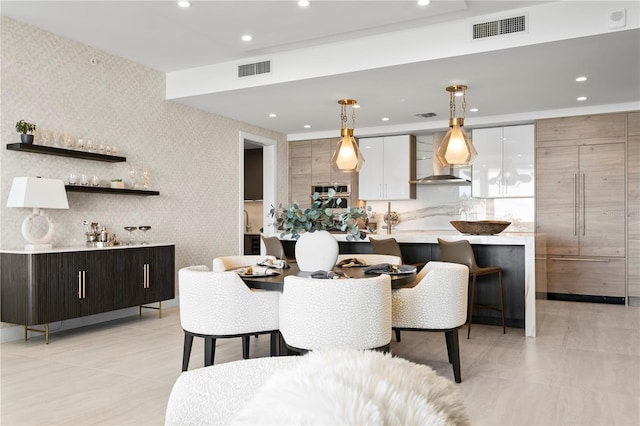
xmin=331 ymin=99 xmax=365 ymax=173
xmin=436 ymin=85 xmax=477 ymax=167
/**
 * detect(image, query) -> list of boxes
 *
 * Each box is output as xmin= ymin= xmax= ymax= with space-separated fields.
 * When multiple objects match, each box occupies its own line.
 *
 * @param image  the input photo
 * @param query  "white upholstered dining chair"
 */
xmin=178 ymin=266 xmax=280 ymax=371
xmin=212 ymin=255 xmax=275 ymax=272
xmin=279 ymin=274 xmax=392 ymax=353
xmin=392 ymin=261 xmax=469 ymax=383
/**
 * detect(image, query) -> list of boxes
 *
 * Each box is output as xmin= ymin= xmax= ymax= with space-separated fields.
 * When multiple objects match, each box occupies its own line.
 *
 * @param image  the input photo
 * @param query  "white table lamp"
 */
xmin=6 ymin=177 xmax=69 ymax=250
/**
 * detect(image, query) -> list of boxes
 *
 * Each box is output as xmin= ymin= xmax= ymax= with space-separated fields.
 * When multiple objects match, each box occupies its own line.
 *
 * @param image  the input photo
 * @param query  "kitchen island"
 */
xmin=279 ymin=231 xmax=537 ymax=337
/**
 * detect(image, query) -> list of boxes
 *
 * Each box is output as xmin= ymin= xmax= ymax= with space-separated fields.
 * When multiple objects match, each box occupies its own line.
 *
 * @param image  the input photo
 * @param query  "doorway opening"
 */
xmin=239 ymin=132 xmax=276 ymax=255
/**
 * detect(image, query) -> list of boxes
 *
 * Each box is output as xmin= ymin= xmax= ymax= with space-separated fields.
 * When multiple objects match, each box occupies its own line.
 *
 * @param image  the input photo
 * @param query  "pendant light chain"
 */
xmin=340 ymin=103 xmax=347 ymax=130
xmin=339 ymin=102 xmax=356 ymax=130
xmin=351 ymin=105 xmax=356 ymax=130
xmin=461 ymin=87 xmax=466 ymax=120
xmin=449 ymin=90 xmax=456 ymax=120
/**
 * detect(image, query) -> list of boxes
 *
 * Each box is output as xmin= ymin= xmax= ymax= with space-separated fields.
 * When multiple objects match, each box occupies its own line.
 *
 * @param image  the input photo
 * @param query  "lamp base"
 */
xmin=24 ymin=243 xmax=53 ymax=251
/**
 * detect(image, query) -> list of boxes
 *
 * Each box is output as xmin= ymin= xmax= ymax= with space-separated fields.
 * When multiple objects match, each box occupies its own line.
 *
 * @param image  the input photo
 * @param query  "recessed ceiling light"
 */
xmin=469 ymin=108 xmax=479 ymax=112
xmin=353 ymin=104 xmax=361 ymax=109
xmin=576 ymin=76 xmax=588 ymax=82
xmin=177 ymin=1 xmax=191 ymax=8
xmin=269 ymin=113 xmax=277 ymax=118
xmin=241 ymin=35 xmax=253 ymax=42
xmin=298 ymin=1 xmax=311 ymax=7
xmin=417 ymin=0 xmax=431 ymax=6
xmin=381 ymin=117 xmax=390 ymax=121
xmin=303 ymin=124 xmax=311 ymax=129
xmin=577 ymin=96 xmax=587 ymax=101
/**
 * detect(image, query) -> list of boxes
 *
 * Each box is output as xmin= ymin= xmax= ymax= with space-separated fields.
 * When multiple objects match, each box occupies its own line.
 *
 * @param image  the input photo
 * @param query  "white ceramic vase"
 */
xmin=295 ymin=230 xmax=339 ymax=272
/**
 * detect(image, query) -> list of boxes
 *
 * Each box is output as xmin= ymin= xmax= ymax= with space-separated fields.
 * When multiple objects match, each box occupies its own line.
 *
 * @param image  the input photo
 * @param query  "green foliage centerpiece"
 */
xmin=270 ymin=188 xmax=371 ymax=241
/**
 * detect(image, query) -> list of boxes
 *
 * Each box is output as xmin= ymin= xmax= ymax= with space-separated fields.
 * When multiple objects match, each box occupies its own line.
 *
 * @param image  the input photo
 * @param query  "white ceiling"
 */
xmin=2 ymin=1 xmax=639 ymax=138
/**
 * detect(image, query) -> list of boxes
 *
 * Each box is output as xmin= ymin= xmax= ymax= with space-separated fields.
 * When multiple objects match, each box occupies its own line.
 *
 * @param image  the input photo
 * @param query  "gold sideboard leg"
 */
xmin=24 ymin=324 xmax=50 ymax=344
xmin=139 ymin=301 xmax=162 ymax=319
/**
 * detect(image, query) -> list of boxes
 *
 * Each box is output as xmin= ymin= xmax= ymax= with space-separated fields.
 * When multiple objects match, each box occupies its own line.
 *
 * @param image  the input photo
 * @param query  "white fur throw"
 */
xmin=232 ymin=350 xmax=470 ymax=425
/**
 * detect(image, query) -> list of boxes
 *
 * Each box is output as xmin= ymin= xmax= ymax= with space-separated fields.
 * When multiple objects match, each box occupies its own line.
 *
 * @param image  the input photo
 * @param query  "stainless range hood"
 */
xmin=409 ymin=167 xmax=471 ymax=185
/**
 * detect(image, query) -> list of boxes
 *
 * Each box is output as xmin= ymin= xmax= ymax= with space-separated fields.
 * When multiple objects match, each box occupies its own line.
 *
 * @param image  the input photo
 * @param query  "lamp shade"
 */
xmin=7 ymin=177 xmax=69 ymax=209
xmin=331 ymin=133 xmax=365 ymax=173
xmin=436 ymin=124 xmax=477 ymax=167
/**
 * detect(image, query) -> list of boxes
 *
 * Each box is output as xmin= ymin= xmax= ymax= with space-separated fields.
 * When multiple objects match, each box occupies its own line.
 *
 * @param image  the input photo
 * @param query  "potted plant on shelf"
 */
xmin=15 ymin=120 xmax=37 ymax=144
xmin=269 ymin=189 xmax=371 ymax=271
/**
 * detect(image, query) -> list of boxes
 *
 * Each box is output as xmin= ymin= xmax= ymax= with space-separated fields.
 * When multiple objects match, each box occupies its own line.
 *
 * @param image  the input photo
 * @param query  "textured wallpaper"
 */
xmin=0 ymin=17 xmax=288 ymax=326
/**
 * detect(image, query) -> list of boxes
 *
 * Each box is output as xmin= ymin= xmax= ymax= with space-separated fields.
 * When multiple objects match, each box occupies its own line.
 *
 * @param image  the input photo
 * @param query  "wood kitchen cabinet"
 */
xmin=0 ymin=244 xmax=175 ymax=342
xmin=289 ymin=138 xmax=358 ymax=209
xmin=244 ymin=148 xmax=263 ymax=200
xmin=358 ymin=135 xmax=416 ymax=200
xmin=536 ymin=113 xmax=627 ymax=300
xmin=472 ymin=125 xmax=534 ymax=198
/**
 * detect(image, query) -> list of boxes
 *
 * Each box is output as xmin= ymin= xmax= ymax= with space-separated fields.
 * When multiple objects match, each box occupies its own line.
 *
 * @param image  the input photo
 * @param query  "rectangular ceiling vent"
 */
xmin=473 ymin=15 xmax=527 ymax=40
xmin=238 ymin=60 xmax=271 ymax=78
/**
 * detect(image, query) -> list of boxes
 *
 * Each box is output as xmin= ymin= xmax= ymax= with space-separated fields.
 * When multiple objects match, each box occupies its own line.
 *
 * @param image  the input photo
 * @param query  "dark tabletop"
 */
xmin=239 ymin=262 xmax=418 ymax=291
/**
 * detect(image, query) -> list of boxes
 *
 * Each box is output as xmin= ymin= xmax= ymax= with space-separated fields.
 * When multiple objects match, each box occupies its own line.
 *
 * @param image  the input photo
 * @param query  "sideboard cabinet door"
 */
xmin=19 ymin=251 xmax=116 ymax=324
xmin=113 ymin=245 xmax=176 ymax=308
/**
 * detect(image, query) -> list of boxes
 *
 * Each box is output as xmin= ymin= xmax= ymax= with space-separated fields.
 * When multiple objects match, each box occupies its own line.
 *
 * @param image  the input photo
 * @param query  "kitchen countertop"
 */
xmin=278 ymin=230 xmax=535 ymax=246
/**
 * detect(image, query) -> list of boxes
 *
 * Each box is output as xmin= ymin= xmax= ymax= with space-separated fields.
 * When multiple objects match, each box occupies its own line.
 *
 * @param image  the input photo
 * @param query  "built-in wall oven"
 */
xmin=312 ymin=184 xmax=350 ymax=208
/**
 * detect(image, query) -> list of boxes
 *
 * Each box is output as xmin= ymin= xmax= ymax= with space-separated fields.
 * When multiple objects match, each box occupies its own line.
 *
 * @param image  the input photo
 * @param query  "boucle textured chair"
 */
xmin=212 ymin=255 xmax=275 ymax=272
xmin=392 ymin=261 xmax=469 ymax=383
xmin=279 ymin=275 xmax=392 ymax=352
xmin=438 ymin=238 xmax=505 ymax=338
xmin=178 ymin=266 xmax=279 ymax=371
xmin=369 ymin=237 xmax=425 ymax=342
xmin=336 ymin=253 xmax=402 ymax=266
xmin=165 ymin=350 xmax=470 ymax=426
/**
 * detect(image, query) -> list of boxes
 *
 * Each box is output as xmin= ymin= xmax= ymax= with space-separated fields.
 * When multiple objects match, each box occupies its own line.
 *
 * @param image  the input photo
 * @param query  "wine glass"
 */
xmin=63 ymin=131 xmax=75 ymax=148
xmin=52 ymin=129 xmax=62 ymax=147
xmin=138 ymin=226 xmax=151 ymax=244
xmin=40 ymin=129 xmax=51 ymax=146
xmin=128 ymin=165 xmax=137 ymax=189
xmin=124 ymin=226 xmax=137 ymax=245
xmin=141 ymin=167 xmax=151 ymax=189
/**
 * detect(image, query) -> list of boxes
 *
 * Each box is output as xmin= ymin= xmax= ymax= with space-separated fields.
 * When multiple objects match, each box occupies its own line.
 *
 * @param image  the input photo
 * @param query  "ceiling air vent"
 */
xmin=415 ymin=112 xmax=437 ymax=118
xmin=238 ymin=60 xmax=271 ymax=78
xmin=473 ymin=15 xmax=526 ymax=40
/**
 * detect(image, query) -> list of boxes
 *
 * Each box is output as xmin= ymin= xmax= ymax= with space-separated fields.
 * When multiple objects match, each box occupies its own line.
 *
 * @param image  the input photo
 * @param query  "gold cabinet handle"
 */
xmin=142 ymin=264 xmax=146 ymax=288
xmin=78 ymin=271 xmax=82 ymax=299
xmin=581 ymin=173 xmax=586 ymax=236
xmin=82 ymin=271 xmax=86 ymax=298
xmin=573 ymin=173 xmax=577 ymax=236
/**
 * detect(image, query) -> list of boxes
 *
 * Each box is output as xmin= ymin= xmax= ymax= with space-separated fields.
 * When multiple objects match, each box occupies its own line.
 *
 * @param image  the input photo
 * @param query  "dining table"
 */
xmin=237 ymin=262 xmax=418 ymax=291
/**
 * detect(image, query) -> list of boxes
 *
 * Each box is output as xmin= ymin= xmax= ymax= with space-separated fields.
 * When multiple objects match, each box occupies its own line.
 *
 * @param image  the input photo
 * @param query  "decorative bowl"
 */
xmin=449 ymin=220 xmax=511 ymax=235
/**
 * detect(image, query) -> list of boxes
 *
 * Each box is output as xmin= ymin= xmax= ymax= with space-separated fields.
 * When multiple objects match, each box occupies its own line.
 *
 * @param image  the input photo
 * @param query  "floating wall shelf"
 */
xmin=6 ymin=143 xmax=126 ymax=162
xmin=65 ymin=185 xmax=159 ymax=196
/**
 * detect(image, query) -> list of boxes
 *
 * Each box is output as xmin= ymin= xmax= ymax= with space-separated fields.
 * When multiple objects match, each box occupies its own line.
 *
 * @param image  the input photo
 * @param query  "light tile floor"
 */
xmin=1 ymin=299 xmax=639 ymax=425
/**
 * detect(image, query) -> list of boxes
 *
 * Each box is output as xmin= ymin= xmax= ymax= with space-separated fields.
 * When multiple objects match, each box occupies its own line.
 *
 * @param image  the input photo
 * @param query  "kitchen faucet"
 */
xmin=243 ymin=210 xmax=251 ymax=232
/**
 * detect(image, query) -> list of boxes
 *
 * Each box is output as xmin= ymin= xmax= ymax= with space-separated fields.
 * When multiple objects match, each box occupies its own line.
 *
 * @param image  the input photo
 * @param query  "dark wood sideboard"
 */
xmin=1 ymin=244 xmax=175 ymax=342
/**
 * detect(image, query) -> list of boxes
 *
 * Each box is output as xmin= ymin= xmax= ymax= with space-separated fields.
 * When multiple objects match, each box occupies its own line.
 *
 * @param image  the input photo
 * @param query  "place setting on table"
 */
xmin=234 ymin=257 xmax=417 ymax=291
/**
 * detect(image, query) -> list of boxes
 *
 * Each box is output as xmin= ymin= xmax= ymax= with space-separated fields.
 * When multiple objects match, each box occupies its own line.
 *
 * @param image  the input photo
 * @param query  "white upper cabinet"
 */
xmin=472 ymin=125 xmax=534 ymax=198
xmin=358 ymin=135 xmax=416 ymax=200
